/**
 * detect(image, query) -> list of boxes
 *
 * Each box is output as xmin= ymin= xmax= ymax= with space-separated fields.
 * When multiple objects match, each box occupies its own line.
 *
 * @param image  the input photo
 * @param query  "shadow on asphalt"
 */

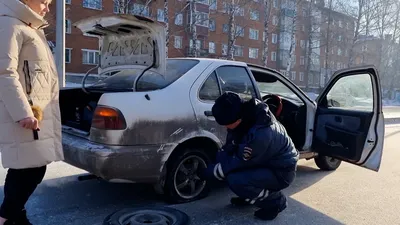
xmin=0 ymin=164 xmax=343 ymax=224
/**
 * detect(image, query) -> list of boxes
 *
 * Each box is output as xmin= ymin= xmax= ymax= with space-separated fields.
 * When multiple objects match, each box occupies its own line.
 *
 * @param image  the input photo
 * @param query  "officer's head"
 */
xmin=212 ymin=91 xmax=244 ymax=130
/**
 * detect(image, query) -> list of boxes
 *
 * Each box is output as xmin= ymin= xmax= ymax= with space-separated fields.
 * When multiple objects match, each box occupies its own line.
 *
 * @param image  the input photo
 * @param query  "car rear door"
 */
xmin=313 ymin=66 xmax=384 ymax=171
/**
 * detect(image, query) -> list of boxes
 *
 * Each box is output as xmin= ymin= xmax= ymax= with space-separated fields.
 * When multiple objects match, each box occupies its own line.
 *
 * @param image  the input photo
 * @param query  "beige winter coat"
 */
xmin=0 ymin=0 xmax=64 ymax=169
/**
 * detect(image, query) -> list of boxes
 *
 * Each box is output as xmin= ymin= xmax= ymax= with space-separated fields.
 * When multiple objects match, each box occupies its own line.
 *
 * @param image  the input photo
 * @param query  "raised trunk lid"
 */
xmin=73 ymin=14 xmax=166 ymax=75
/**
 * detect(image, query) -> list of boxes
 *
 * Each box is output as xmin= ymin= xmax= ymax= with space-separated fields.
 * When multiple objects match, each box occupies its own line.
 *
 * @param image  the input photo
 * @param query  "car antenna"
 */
xmin=134 ymin=40 xmax=157 ymax=91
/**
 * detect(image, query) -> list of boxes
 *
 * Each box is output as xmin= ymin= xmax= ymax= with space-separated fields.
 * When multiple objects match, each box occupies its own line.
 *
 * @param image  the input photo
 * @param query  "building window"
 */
xmin=223 ymin=24 xmax=229 ymax=33
xmin=272 ymin=33 xmax=278 ymax=44
xmin=300 ymin=72 xmax=304 ymax=81
xmin=195 ymin=12 xmax=209 ymax=27
xmin=209 ymin=19 xmax=216 ymax=31
xmin=273 ymin=0 xmax=277 ymax=8
xmin=302 ymin=8 xmax=307 ymax=16
xmin=82 ymin=49 xmax=99 ymax=65
xmin=197 ymin=0 xmax=209 ymax=4
xmin=338 ymin=48 xmax=342 ymax=56
xmin=249 ymin=48 xmax=259 ymax=59
xmin=222 ymin=2 xmax=229 ymax=13
xmin=250 ymin=10 xmax=259 ymax=21
xmin=222 ymin=44 xmax=228 ymax=55
xmin=190 ymin=39 xmax=202 ymax=50
xmin=66 ymin=19 xmax=71 ymax=34
xmin=249 ymin=28 xmax=259 ymax=40
xmin=236 ymin=25 xmax=244 ymax=37
xmin=272 ymin=16 xmax=278 ymax=26
xmin=131 ymin=3 xmax=149 ymax=16
xmin=300 ymin=40 xmax=305 ymax=48
xmin=66 ymin=0 xmax=71 ymax=4
xmin=175 ymin=13 xmax=183 ymax=25
xmin=174 ymin=36 xmax=183 ymax=49
xmin=300 ymin=56 xmax=305 ymax=65
xmin=65 ymin=48 xmax=72 ymax=63
xmin=157 ymin=9 xmax=165 ymax=22
xmin=234 ymin=45 xmax=244 ymax=57
xmin=209 ymin=0 xmax=217 ymax=10
xmin=235 ymin=7 xmax=245 ymax=16
xmin=83 ymin=0 xmax=102 ymax=10
xmin=209 ymin=42 xmax=216 ymax=54
xmin=271 ymin=52 xmax=277 ymax=61
xmin=338 ymin=35 xmax=342 ymax=41
xmin=291 ymin=71 xmax=296 ymax=80
xmin=339 ymin=20 xmax=343 ymax=28
xmin=302 ymin=25 xmax=305 ymax=32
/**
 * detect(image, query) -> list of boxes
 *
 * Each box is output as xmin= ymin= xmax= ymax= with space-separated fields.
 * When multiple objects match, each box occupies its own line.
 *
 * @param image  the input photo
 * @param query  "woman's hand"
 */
xmin=18 ymin=117 xmax=40 ymax=130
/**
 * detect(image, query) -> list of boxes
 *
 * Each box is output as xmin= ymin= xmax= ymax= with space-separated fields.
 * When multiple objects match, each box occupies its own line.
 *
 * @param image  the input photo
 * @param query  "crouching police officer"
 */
xmin=199 ymin=91 xmax=299 ymax=221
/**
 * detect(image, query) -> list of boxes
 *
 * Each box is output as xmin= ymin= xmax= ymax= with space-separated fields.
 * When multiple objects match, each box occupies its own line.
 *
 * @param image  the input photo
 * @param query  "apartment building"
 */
xmin=45 ymin=0 xmax=355 ymax=89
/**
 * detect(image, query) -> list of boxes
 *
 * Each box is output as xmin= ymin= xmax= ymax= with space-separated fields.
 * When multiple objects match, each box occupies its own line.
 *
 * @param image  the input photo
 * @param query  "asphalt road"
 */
xmin=0 ymin=125 xmax=399 ymax=224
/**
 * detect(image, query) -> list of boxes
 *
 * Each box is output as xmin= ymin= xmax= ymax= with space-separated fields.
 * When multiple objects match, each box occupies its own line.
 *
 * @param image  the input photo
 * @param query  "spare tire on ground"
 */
xmin=103 ymin=206 xmax=190 ymax=225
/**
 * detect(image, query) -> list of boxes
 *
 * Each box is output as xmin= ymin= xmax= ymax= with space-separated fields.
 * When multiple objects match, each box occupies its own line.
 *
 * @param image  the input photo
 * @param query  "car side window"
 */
xmin=326 ymin=73 xmax=373 ymax=111
xmin=199 ymin=72 xmax=221 ymax=101
xmin=216 ymin=66 xmax=256 ymax=100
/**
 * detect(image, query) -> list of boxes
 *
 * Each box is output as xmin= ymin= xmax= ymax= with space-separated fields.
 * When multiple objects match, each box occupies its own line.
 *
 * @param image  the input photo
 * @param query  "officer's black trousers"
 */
xmin=0 ymin=166 xmax=46 ymax=220
xmin=227 ymin=168 xmax=296 ymax=210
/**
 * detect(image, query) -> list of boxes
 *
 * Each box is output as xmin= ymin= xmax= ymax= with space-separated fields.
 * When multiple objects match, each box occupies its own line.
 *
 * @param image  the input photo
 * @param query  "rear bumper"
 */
xmin=62 ymin=132 xmax=171 ymax=183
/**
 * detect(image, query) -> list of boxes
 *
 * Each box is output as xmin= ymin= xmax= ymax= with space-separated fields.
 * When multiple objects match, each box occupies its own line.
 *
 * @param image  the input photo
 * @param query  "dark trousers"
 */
xmin=226 ymin=168 xmax=295 ymax=210
xmin=0 ymin=166 xmax=46 ymax=220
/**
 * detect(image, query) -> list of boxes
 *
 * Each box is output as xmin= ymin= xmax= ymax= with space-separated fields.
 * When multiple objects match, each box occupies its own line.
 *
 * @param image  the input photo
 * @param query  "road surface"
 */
xmin=0 ymin=125 xmax=399 ymax=224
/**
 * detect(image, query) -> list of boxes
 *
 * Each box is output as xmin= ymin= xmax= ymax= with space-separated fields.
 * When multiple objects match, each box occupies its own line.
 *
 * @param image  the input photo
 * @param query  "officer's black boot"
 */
xmin=254 ymin=201 xmax=287 ymax=220
xmin=230 ymin=197 xmax=251 ymax=206
xmin=254 ymin=192 xmax=287 ymax=221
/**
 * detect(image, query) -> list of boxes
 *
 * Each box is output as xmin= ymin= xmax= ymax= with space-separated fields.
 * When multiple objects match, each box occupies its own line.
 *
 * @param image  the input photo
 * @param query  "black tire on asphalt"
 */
xmin=103 ymin=206 xmax=190 ymax=225
xmin=163 ymin=148 xmax=211 ymax=204
xmin=314 ymin=155 xmax=342 ymax=171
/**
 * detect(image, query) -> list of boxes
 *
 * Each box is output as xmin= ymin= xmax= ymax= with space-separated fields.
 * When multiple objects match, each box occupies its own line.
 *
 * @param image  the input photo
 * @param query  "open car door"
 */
xmin=313 ymin=66 xmax=384 ymax=172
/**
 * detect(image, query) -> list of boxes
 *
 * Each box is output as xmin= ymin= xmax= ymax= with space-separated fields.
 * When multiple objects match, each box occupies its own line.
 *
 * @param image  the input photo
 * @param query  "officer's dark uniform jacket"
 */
xmin=212 ymin=98 xmax=299 ymax=180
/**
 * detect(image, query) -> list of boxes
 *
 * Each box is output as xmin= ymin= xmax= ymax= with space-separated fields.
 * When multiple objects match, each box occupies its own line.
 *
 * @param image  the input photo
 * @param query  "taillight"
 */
xmin=92 ymin=106 xmax=127 ymax=130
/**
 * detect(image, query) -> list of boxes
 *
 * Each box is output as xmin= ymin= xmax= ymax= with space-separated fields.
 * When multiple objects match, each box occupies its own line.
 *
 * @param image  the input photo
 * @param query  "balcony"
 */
xmin=186 ymin=47 xmax=209 ymax=57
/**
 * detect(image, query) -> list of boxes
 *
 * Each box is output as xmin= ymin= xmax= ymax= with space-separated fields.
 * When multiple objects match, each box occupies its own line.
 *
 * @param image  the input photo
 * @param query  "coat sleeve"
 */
xmin=0 ymin=23 xmax=34 ymax=122
xmin=211 ymin=129 xmax=273 ymax=180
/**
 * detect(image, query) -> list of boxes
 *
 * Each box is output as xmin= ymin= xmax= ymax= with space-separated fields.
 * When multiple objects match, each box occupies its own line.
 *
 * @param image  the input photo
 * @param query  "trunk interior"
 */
xmin=59 ymin=88 xmax=103 ymax=133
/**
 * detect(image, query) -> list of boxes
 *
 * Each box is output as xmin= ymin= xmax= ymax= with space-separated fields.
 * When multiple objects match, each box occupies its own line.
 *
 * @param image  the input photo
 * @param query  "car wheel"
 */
xmin=103 ymin=206 xmax=190 ymax=225
xmin=163 ymin=148 xmax=211 ymax=204
xmin=314 ymin=155 xmax=342 ymax=171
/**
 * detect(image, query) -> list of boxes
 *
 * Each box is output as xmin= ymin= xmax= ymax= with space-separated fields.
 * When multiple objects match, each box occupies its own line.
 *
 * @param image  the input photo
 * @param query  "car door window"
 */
xmin=326 ymin=74 xmax=373 ymax=111
xmin=216 ymin=66 xmax=256 ymax=100
xmin=257 ymin=79 xmax=302 ymax=102
xmin=199 ymin=72 xmax=221 ymax=101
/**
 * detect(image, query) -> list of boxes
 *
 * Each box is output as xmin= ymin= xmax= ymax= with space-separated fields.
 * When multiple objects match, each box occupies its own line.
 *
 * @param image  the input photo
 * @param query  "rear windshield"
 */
xmin=88 ymin=59 xmax=199 ymax=91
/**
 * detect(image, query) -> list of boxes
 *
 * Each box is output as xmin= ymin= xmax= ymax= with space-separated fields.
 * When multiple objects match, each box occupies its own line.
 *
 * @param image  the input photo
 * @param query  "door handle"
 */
xmin=204 ymin=110 xmax=213 ymax=117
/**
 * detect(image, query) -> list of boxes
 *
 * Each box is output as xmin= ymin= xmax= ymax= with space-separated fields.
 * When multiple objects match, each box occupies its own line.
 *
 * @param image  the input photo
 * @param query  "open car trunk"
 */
xmin=59 ymin=88 xmax=102 ymax=133
xmin=59 ymin=14 xmax=167 ymax=134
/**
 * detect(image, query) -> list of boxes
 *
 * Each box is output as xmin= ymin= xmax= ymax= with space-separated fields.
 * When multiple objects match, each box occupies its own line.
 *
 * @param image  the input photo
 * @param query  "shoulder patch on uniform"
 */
xmin=243 ymin=146 xmax=252 ymax=161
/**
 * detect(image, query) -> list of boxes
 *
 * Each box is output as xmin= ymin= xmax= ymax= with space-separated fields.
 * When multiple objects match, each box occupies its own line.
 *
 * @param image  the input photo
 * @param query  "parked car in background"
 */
xmin=60 ymin=14 xmax=385 ymax=203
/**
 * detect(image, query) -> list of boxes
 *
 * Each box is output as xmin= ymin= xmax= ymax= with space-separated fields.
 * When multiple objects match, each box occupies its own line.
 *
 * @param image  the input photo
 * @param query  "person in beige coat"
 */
xmin=0 ymin=0 xmax=64 ymax=224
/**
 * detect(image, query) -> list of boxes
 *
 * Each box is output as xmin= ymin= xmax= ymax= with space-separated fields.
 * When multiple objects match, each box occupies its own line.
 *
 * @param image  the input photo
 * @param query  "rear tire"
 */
xmin=314 ymin=155 xmax=342 ymax=171
xmin=163 ymin=148 xmax=211 ymax=204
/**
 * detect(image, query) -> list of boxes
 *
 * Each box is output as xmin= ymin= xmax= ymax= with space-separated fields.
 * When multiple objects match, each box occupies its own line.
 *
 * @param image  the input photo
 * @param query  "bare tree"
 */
xmin=220 ymin=0 xmax=256 ymax=60
xmin=262 ymin=0 xmax=272 ymax=67
xmin=285 ymin=0 xmax=298 ymax=75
